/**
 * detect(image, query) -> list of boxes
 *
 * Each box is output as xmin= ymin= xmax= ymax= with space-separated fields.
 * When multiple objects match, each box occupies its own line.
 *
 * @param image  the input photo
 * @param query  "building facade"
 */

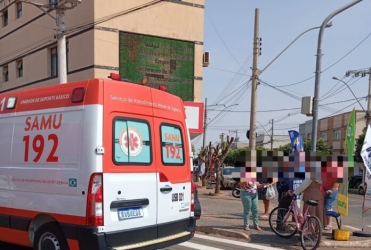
xmin=256 ymin=134 xmax=291 ymax=150
xmin=299 ymin=110 xmax=366 ymax=155
xmin=0 ymin=0 xmax=205 ymax=137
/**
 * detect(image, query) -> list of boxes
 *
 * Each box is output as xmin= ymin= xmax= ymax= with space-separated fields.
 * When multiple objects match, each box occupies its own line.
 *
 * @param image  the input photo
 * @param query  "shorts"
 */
xmin=324 ymin=189 xmax=338 ymax=210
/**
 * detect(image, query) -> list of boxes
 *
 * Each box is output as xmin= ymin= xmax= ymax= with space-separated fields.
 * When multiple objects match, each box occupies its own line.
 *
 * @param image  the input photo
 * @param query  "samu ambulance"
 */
xmin=0 ymin=76 xmax=197 ymax=250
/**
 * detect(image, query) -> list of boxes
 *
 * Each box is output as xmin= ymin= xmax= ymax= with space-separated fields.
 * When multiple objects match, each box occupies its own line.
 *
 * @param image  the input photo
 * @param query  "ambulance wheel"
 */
xmin=33 ymin=222 xmax=70 ymax=250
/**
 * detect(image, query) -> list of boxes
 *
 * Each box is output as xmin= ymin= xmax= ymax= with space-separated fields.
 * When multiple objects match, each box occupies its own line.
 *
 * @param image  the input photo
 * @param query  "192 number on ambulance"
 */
xmin=23 ymin=134 xmax=59 ymax=162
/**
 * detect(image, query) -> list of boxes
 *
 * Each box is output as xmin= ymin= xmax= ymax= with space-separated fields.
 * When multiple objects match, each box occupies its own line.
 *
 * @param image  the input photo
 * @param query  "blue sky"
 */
xmin=192 ymin=0 xmax=371 ymax=151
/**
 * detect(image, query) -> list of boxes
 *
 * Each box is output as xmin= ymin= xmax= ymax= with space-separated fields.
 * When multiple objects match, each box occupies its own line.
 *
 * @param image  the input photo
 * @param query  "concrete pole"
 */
xmin=57 ymin=8 xmax=67 ymax=84
xmin=367 ymin=69 xmax=371 ymax=125
xmin=311 ymin=0 xmax=363 ymax=152
xmin=202 ymin=98 xmax=208 ymax=150
xmin=270 ymin=119 xmax=274 ymax=150
xmin=249 ymin=8 xmax=259 ymax=150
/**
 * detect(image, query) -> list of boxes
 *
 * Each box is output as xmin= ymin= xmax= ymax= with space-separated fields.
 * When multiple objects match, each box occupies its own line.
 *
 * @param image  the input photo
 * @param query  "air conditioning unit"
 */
xmin=301 ymin=96 xmax=313 ymax=116
xmin=203 ymin=51 xmax=210 ymax=67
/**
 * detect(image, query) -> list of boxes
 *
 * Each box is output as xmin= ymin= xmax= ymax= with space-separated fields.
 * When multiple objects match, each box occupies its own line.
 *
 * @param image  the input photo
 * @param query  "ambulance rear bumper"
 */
xmin=75 ymin=217 xmax=196 ymax=250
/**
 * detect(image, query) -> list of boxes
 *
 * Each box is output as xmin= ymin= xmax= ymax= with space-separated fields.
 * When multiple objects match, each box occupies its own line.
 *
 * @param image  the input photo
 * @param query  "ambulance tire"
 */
xmin=33 ymin=222 xmax=70 ymax=250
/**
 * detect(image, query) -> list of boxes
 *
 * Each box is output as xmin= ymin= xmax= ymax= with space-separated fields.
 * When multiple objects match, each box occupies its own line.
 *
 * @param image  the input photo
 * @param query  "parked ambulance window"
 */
xmin=160 ymin=124 xmax=184 ymax=165
xmin=113 ymin=118 xmax=151 ymax=165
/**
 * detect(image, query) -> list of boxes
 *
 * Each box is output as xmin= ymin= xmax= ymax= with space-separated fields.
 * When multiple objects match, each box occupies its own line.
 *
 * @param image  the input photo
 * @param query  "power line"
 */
xmin=206 ymin=13 xmax=242 ymax=68
xmin=321 ymin=77 xmax=362 ymax=100
xmin=260 ymin=30 xmax=371 ymax=88
xmin=208 ymin=96 xmax=367 ymax=113
xmin=322 ymin=98 xmax=366 ymax=119
xmin=320 ymin=75 xmax=347 ymax=100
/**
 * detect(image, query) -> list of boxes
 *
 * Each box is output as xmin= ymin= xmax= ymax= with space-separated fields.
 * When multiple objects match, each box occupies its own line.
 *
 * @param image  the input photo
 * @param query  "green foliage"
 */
xmin=256 ymin=146 xmax=269 ymax=151
xmin=277 ymin=143 xmax=292 ymax=154
xmin=224 ymin=148 xmax=247 ymax=165
xmin=355 ymin=127 xmax=367 ymax=162
xmin=191 ymin=144 xmax=196 ymax=155
xmin=277 ymin=138 xmax=332 ymax=155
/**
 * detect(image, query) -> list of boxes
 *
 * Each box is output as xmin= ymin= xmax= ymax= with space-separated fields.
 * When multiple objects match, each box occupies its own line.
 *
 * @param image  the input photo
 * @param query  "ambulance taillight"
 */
xmin=71 ymin=88 xmax=85 ymax=103
xmin=191 ymin=183 xmax=196 ymax=213
xmin=86 ymin=173 xmax=104 ymax=226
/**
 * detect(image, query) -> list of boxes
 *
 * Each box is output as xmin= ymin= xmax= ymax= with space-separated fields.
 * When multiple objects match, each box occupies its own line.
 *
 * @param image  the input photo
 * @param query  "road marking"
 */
xmin=179 ymin=241 xmax=224 ymax=250
xmin=194 ymin=234 xmax=285 ymax=250
xmin=341 ymin=224 xmax=361 ymax=231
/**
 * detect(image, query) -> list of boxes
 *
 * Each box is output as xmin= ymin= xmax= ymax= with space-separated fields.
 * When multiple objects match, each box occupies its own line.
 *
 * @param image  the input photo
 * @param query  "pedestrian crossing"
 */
xmin=161 ymin=234 xmax=286 ymax=250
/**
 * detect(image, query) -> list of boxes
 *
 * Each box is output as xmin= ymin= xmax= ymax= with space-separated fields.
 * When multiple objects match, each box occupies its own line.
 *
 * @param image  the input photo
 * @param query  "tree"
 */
xmin=198 ymin=136 xmax=234 ymax=194
xmin=277 ymin=143 xmax=292 ymax=154
xmin=277 ymin=138 xmax=332 ymax=155
xmin=355 ymin=127 xmax=367 ymax=162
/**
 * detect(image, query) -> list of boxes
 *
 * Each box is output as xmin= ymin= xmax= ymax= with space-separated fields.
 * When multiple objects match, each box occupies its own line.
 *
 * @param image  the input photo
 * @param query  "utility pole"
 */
xmin=21 ymin=0 xmax=81 ymax=84
xmin=270 ymin=119 xmax=274 ymax=150
xmin=249 ymin=8 xmax=260 ymax=151
xmin=57 ymin=7 xmax=67 ymax=84
xmin=202 ymin=98 xmax=208 ymax=150
xmin=345 ymin=68 xmax=371 ymax=124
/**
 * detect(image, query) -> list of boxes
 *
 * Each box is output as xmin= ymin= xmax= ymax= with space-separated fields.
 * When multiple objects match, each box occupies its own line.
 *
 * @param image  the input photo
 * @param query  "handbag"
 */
xmin=265 ymin=186 xmax=276 ymax=200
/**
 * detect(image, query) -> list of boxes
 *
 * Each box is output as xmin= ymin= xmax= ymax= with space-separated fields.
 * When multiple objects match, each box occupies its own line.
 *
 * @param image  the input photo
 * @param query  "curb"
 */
xmin=321 ymin=238 xmax=371 ymax=248
xmin=196 ymin=225 xmax=251 ymax=242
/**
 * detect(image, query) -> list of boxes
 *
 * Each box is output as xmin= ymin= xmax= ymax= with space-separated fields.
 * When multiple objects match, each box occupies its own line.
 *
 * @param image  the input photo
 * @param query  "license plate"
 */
xmin=118 ymin=207 xmax=144 ymax=220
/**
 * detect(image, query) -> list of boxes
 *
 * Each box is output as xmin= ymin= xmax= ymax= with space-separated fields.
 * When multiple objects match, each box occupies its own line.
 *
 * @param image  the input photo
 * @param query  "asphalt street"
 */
xmin=1 ymin=189 xmax=369 ymax=250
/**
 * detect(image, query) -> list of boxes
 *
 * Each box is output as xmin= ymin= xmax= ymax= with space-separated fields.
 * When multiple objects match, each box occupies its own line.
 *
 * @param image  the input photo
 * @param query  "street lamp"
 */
xmin=259 ymin=22 xmax=333 ymax=75
xmin=332 ymin=76 xmax=365 ymax=111
xmin=249 ymin=23 xmax=333 ymax=151
xmin=311 ymin=0 xmax=363 ymax=152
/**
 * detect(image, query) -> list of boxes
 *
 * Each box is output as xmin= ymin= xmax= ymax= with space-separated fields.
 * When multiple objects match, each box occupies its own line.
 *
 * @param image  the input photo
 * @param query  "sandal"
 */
xmin=255 ymin=226 xmax=262 ymax=231
xmin=259 ymin=215 xmax=268 ymax=219
xmin=244 ymin=227 xmax=250 ymax=231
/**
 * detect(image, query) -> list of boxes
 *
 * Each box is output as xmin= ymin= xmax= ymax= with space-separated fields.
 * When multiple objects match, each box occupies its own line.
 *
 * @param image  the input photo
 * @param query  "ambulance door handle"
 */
xmin=160 ymin=186 xmax=172 ymax=192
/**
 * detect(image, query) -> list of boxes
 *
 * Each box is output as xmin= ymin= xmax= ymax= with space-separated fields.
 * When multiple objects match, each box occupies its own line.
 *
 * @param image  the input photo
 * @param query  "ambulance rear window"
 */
xmin=160 ymin=124 xmax=184 ymax=166
xmin=113 ymin=118 xmax=152 ymax=165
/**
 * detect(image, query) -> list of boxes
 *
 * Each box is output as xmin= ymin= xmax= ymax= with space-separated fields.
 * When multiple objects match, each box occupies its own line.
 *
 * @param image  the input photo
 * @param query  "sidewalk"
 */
xmin=195 ymin=184 xmax=371 ymax=249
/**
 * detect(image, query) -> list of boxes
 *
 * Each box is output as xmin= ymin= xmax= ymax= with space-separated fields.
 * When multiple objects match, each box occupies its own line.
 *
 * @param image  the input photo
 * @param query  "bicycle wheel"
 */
xmin=269 ymin=206 xmax=298 ymax=238
xmin=300 ymin=216 xmax=322 ymax=250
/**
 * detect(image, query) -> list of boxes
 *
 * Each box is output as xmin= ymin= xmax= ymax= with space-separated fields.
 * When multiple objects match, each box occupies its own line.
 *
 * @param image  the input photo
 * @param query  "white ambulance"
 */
xmin=0 ymin=76 xmax=197 ymax=250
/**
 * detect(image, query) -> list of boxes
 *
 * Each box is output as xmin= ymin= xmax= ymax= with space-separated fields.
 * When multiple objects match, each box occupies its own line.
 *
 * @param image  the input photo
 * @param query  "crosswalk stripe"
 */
xmin=194 ymin=234 xmax=285 ymax=250
xmin=179 ymin=241 xmax=225 ymax=250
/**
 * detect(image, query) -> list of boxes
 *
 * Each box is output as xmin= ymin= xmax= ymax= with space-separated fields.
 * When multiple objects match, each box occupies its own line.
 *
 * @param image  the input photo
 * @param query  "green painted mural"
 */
xmin=119 ymin=32 xmax=195 ymax=101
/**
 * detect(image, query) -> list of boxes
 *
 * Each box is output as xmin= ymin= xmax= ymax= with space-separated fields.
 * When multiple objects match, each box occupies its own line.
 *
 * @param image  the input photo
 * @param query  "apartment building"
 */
xmin=0 ymin=0 xmax=205 ymax=137
xmin=299 ymin=110 xmax=366 ymax=155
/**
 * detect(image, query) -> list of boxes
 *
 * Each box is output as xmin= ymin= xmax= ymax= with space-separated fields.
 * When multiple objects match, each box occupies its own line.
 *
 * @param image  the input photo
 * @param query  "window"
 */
xmin=321 ymin=132 xmax=327 ymax=141
xmin=50 ymin=47 xmax=58 ymax=77
xmin=3 ymin=66 xmax=8 ymax=82
xmin=160 ymin=124 xmax=184 ymax=165
xmin=66 ymin=42 xmax=69 ymax=72
xmin=334 ymin=129 xmax=342 ymax=140
xmin=2 ymin=10 xmax=8 ymax=27
xmin=16 ymin=2 xmax=22 ymax=19
xmin=113 ymin=118 xmax=151 ymax=164
xmin=16 ymin=60 xmax=23 ymax=78
xmin=50 ymin=45 xmax=69 ymax=76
